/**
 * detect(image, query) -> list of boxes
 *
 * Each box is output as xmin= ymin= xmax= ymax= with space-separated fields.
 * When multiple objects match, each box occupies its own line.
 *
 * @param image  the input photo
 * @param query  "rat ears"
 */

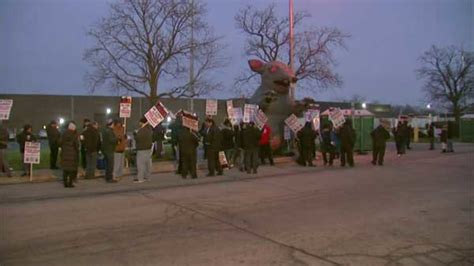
xmin=248 ymin=59 xmax=265 ymax=74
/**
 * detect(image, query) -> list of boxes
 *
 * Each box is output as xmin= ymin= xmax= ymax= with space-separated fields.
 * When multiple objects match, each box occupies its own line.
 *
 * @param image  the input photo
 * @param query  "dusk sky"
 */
xmin=0 ymin=0 xmax=472 ymax=106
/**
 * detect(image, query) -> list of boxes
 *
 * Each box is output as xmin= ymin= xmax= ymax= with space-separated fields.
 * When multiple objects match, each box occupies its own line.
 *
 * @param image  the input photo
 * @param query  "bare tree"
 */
xmin=234 ymin=4 xmax=349 ymax=96
xmin=84 ymin=0 xmax=226 ymax=105
xmin=417 ymin=45 xmax=474 ymax=123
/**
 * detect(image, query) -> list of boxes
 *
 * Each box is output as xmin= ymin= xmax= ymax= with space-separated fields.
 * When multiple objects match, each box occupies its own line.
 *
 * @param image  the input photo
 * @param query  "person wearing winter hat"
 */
xmin=60 ymin=122 xmax=80 ymax=187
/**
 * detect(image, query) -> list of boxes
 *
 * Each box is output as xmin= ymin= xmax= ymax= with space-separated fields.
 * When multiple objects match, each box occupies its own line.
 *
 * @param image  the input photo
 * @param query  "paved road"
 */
xmin=1 ymin=143 xmax=473 ymax=265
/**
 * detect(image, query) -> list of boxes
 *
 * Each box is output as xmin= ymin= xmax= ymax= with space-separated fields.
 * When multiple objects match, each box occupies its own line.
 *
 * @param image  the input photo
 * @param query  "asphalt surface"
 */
xmin=1 ymin=143 xmax=473 ymax=266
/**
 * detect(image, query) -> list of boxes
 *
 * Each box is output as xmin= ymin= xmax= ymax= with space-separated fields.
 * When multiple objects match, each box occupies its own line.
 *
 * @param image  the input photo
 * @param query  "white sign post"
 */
xmin=285 ymin=114 xmax=304 ymax=133
xmin=0 ymin=99 xmax=13 ymax=120
xmin=24 ymin=142 xmax=41 ymax=181
xmin=206 ymin=99 xmax=218 ymax=116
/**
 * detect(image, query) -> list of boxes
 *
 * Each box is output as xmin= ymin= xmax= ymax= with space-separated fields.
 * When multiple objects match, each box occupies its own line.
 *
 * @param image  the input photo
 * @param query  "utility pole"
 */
xmin=189 ymin=0 xmax=195 ymax=113
xmin=289 ymin=0 xmax=295 ymax=102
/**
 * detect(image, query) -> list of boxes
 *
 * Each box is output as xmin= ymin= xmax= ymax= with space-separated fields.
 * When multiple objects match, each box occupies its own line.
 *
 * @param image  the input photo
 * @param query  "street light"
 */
xmin=59 ymin=118 xmax=65 ymax=125
xmin=106 ymin=108 xmax=111 ymax=115
xmin=362 ymin=102 xmax=367 ymax=109
xmin=167 ymin=116 xmax=172 ymax=123
xmin=426 ymin=104 xmax=431 ymax=109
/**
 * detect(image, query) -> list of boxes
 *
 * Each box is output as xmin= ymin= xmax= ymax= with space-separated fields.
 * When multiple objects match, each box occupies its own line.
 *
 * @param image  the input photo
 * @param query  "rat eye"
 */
xmin=269 ymin=65 xmax=278 ymax=73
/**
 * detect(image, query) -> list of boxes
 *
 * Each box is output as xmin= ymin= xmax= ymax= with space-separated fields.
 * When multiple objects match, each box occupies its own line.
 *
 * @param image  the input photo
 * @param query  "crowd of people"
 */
xmin=0 ymin=113 xmax=456 ymax=187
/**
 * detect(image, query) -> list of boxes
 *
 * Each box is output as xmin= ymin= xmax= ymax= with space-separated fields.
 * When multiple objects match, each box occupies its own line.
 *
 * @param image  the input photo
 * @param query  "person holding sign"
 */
xmin=134 ymin=117 xmax=153 ymax=183
xmin=203 ymin=118 xmax=223 ymax=176
xmin=178 ymin=127 xmax=200 ymax=179
xmin=59 ymin=122 xmax=80 ymax=188
xmin=16 ymin=124 xmax=37 ymax=177
xmin=113 ymin=120 xmax=126 ymax=180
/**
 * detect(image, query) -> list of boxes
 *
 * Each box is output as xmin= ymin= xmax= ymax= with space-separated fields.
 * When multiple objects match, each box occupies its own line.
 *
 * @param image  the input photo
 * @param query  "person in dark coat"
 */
xmin=320 ymin=123 xmax=335 ymax=166
xmin=0 ymin=122 xmax=12 ymax=177
xmin=427 ymin=123 xmax=435 ymax=150
xmin=338 ymin=120 xmax=356 ymax=167
xmin=81 ymin=121 xmax=100 ymax=179
xmin=203 ymin=118 xmax=223 ymax=176
xmin=134 ymin=117 xmax=153 ymax=183
xmin=80 ymin=118 xmax=91 ymax=169
xmin=46 ymin=120 xmax=61 ymax=169
xmin=242 ymin=121 xmax=261 ymax=174
xmin=178 ymin=127 xmax=200 ymax=179
xmin=152 ymin=123 xmax=166 ymax=158
xmin=199 ymin=122 xmax=208 ymax=160
xmin=233 ymin=123 xmax=245 ymax=172
xmin=169 ymin=117 xmax=183 ymax=174
xmin=221 ymin=119 xmax=235 ymax=168
xmin=101 ymin=119 xmax=118 ymax=183
xmin=297 ymin=122 xmax=317 ymax=167
xmin=393 ymin=121 xmax=406 ymax=156
xmin=371 ymin=123 xmax=390 ymax=166
xmin=259 ymin=123 xmax=274 ymax=165
xmin=16 ymin=124 xmax=37 ymax=176
xmin=60 ymin=122 xmax=80 ymax=188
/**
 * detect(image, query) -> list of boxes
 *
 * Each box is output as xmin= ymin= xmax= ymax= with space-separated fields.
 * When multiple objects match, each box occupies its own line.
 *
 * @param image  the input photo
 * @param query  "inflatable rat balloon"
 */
xmin=247 ymin=59 xmax=300 ymax=150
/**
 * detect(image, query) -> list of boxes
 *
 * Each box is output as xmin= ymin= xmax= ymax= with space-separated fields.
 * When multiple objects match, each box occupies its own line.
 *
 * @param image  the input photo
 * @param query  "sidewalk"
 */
xmin=0 ymin=157 xmax=294 ymax=185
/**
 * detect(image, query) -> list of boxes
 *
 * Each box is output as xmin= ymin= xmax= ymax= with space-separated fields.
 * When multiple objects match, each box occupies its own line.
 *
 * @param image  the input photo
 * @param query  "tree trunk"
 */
xmin=452 ymin=103 xmax=461 ymax=125
xmin=148 ymin=77 xmax=158 ymax=109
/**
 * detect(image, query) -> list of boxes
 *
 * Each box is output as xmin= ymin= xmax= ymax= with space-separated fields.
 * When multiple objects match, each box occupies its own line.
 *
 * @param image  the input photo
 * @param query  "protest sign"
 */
xmin=329 ymin=108 xmax=346 ymax=129
xmin=230 ymin=107 xmax=243 ymax=125
xmin=144 ymin=101 xmax=169 ymax=128
xmin=243 ymin=104 xmax=258 ymax=123
xmin=0 ymin=99 xmax=13 ymax=120
xmin=254 ymin=109 xmax=268 ymax=129
xmin=119 ymin=96 xmax=132 ymax=118
xmin=206 ymin=99 xmax=218 ymax=116
xmin=285 ymin=114 xmax=304 ymax=133
xmin=218 ymin=151 xmax=229 ymax=168
xmin=180 ymin=110 xmax=199 ymax=132
xmin=24 ymin=142 xmax=41 ymax=164
xmin=305 ymin=109 xmax=320 ymax=131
